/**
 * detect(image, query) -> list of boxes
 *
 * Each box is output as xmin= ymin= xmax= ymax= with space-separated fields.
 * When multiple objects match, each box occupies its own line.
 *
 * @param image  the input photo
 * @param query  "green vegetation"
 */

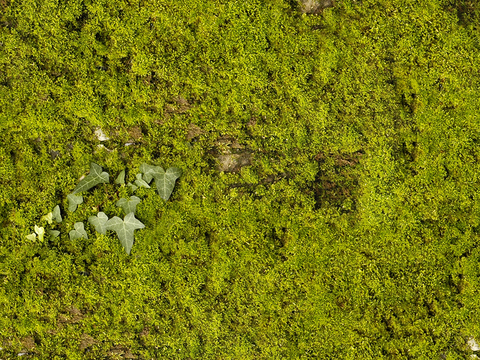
xmin=29 ymin=162 xmax=179 ymax=254
xmin=1 ymin=0 xmax=480 ymax=358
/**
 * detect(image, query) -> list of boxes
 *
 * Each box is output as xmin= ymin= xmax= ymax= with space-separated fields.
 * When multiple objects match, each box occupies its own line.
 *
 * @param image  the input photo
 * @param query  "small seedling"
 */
xmin=26 ymin=225 xmax=45 ymax=242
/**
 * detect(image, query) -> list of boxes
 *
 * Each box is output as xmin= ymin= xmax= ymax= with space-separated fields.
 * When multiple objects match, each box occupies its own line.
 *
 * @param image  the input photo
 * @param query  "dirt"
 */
xmin=79 ymin=334 xmax=97 ymax=351
xmin=186 ymin=123 xmax=205 ymax=141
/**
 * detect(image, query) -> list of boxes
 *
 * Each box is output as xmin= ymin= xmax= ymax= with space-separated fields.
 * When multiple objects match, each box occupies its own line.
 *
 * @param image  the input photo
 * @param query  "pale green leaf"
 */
xmin=105 ymin=213 xmax=145 ymax=254
xmin=115 ymin=169 xmax=126 ymax=185
xmin=34 ymin=225 xmax=45 ymax=242
xmin=88 ymin=212 xmax=109 ymax=235
xmin=134 ymin=173 xmax=150 ymax=189
xmin=26 ymin=233 xmax=36 ymax=241
xmin=72 ymin=163 xmax=109 ymax=194
xmin=154 ymin=167 xmax=182 ymax=200
xmin=49 ymin=230 xmax=60 ymax=239
xmin=116 ymin=196 xmax=141 ymax=215
xmin=67 ymin=193 xmax=83 ymax=212
xmin=139 ymin=163 xmax=163 ymax=183
xmin=40 ymin=212 xmax=53 ymax=225
xmin=69 ymin=222 xmax=88 ymax=240
xmin=127 ymin=182 xmax=138 ymax=192
xmin=52 ymin=205 xmax=62 ymax=223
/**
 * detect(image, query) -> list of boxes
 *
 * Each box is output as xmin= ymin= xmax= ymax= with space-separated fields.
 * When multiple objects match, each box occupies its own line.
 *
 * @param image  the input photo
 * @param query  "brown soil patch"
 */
xmin=313 ymin=150 xmax=363 ymax=211
xmin=127 ymin=126 xmax=143 ymax=140
xmin=186 ymin=124 xmax=204 ymax=141
xmin=79 ymin=334 xmax=97 ymax=351
xmin=20 ymin=336 xmax=35 ymax=350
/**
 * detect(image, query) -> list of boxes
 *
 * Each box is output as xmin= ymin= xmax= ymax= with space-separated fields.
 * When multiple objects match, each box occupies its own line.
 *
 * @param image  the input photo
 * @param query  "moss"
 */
xmin=1 ymin=0 xmax=480 ymax=358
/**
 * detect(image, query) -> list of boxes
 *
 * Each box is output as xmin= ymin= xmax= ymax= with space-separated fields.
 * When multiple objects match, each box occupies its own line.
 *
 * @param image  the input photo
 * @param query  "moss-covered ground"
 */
xmin=1 ymin=0 xmax=480 ymax=358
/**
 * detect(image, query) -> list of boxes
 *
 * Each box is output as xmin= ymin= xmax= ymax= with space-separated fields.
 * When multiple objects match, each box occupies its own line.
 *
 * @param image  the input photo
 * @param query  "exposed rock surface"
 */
xmin=212 ymin=136 xmax=252 ymax=173
xmin=216 ymin=153 xmax=252 ymax=173
xmin=298 ymin=0 xmax=335 ymax=14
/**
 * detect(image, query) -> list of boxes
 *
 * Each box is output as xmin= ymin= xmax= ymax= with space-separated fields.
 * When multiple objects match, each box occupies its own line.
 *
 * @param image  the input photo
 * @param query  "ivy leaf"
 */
xmin=127 ymin=182 xmax=138 ymax=192
xmin=116 ymin=196 xmax=141 ymax=215
xmin=49 ymin=230 xmax=60 ymax=239
xmin=69 ymin=222 xmax=88 ymax=240
xmin=67 ymin=193 xmax=83 ymax=212
xmin=139 ymin=163 xmax=163 ymax=183
xmin=134 ymin=173 xmax=150 ymax=189
xmin=26 ymin=233 xmax=36 ymax=241
xmin=40 ymin=212 xmax=53 ymax=225
xmin=88 ymin=212 xmax=109 ymax=235
xmin=34 ymin=225 xmax=45 ymax=242
xmin=115 ymin=169 xmax=126 ymax=185
xmin=72 ymin=163 xmax=109 ymax=194
xmin=105 ymin=213 xmax=145 ymax=254
xmin=154 ymin=167 xmax=182 ymax=200
xmin=52 ymin=205 xmax=62 ymax=223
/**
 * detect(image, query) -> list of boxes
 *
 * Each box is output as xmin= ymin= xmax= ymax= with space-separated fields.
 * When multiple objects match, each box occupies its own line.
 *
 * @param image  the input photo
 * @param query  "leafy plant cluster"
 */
xmin=26 ymin=162 xmax=182 ymax=254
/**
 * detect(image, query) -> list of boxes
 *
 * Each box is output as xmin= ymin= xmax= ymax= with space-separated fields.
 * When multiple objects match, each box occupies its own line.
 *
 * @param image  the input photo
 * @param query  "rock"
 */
xmin=94 ymin=127 xmax=110 ymax=141
xmin=216 ymin=153 xmax=252 ymax=173
xmin=468 ymin=337 xmax=480 ymax=351
xmin=127 ymin=126 xmax=143 ymax=140
xmin=298 ymin=0 xmax=335 ymax=14
xmin=212 ymin=136 xmax=252 ymax=173
xmin=96 ymin=144 xmax=113 ymax=152
xmin=79 ymin=334 xmax=97 ymax=351
xmin=165 ymin=96 xmax=191 ymax=114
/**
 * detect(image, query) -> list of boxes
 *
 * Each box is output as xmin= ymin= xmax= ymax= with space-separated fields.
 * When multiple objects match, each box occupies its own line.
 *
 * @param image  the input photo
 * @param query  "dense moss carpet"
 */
xmin=1 ymin=0 xmax=479 ymax=358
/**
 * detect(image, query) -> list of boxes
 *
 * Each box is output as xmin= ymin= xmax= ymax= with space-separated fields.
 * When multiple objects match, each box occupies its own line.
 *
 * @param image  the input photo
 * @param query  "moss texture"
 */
xmin=1 ymin=0 xmax=480 ymax=358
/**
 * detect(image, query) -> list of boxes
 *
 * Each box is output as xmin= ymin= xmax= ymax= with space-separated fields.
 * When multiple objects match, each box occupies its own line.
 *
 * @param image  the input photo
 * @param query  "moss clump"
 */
xmin=1 ymin=0 xmax=480 ymax=358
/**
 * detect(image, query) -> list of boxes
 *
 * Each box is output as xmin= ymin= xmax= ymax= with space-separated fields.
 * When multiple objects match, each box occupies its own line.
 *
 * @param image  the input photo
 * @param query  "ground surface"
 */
xmin=1 ymin=0 xmax=480 ymax=358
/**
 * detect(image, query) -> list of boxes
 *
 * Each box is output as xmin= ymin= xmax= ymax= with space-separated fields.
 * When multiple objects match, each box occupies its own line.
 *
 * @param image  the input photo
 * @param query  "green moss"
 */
xmin=1 ymin=0 xmax=480 ymax=358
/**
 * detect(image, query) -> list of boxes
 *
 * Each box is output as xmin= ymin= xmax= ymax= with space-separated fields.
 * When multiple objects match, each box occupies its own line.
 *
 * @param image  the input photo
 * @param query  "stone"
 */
xmin=298 ymin=0 xmax=335 ymax=14
xmin=49 ymin=149 xmax=61 ymax=160
xmin=94 ymin=127 xmax=110 ymax=141
xmin=216 ymin=153 xmax=252 ymax=173
xmin=468 ymin=337 xmax=480 ymax=351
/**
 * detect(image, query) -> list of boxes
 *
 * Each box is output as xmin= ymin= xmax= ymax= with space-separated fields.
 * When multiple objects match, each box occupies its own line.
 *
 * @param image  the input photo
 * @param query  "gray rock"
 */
xmin=468 ymin=337 xmax=480 ymax=351
xmin=216 ymin=153 xmax=252 ymax=173
xmin=298 ymin=0 xmax=335 ymax=14
xmin=94 ymin=127 xmax=110 ymax=141
xmin=212 ymin=136 xmax=252 ymax=173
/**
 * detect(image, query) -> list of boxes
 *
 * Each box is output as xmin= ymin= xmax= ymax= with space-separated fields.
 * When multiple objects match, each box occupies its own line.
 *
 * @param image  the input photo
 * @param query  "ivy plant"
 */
xmin=25 ymin=162 xmax=182 ymax=254
xmin=72 ymin=163 xmax=110 ymax=194
xmin=139 ymin=163 xmax=182 ymax=200
xmin=105 ymin=213 xmax=146 ymax=255
xmin=116 ymin=196 xmax=141 ymax=215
